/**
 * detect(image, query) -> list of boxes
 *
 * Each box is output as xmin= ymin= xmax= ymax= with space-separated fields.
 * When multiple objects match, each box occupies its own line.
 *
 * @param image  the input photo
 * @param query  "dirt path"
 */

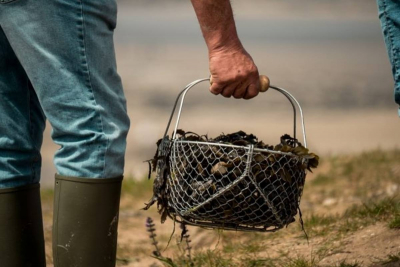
xmin=42 ymin=150 xmax=400 ymax=267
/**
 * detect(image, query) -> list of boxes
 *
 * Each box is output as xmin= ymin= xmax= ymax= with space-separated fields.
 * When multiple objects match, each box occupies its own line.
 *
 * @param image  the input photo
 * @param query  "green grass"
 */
xmin=304 ymin=214 xmax=337 ymax=228
xmin=174 ymin=249 xmax=235 ymax=267
xmin=121 ymin=175 xmax=153 ymax=199
xmin=389 ymin=214 xmax=400 ymax=229
xmin=344 ymin=197 xmax=400 ymax=229
xmin=345 ymin=198 xmax=398 ymax=218
xmin=40 ymin=188 xmax=54 ymax=203
xmin=310 ymin=173 xmax=334 ymax=186
xmin=378 ymin=252 xmax=400 ymax=265
xmin=166 ymin=251 xmax=322 ymax=267
xmin=306 ymin=149 xmax=400 ymax=199
xmin=301 ymin=197 xmax=400 ymax=237
xmin=157 ymin=250 xmax=365 ymax=267
xmin=284 ymin=256 xmax=319 ymax=267
xmin=336 ymin=260 xmax=361 ymax=267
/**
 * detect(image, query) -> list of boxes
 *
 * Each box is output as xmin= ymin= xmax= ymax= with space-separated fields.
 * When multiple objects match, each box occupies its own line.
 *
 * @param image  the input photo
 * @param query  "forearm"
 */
xmin=191 ymin=0 xmax=262 ymax=99
xmin=191 ymin=0 xmax=242 ymax=53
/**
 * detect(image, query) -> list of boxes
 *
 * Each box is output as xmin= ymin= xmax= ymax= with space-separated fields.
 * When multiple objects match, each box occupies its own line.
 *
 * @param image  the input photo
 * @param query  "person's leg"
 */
xmin=0 ymin=184 xmax=46 ymax=267
xmin=0 ymin=26 xmax=46 ymax=189
xmin=377 ymin=0 xmax=400 ymax=114
xmin=0 ymin=0 xmax=130 ymax=266
xmin=0 ymin=25 xmax=46 ymax=266
xmin=0 ymin=0 xmax=129 ymax=178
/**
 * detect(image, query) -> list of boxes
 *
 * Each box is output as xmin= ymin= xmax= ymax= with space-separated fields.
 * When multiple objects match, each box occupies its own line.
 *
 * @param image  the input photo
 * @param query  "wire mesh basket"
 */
xmin=157 ymin=78 xmax=308 ymax=232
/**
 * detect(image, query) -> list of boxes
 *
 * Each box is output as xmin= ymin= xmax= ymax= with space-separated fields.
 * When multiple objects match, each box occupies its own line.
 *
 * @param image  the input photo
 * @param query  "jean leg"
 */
xmin=377 ymin=0 xmax=400 ymax=114
xmin=0 ymin=26 xmax=46 ymax=189
xmin=0 ymin=0 xmax=130 ymax=178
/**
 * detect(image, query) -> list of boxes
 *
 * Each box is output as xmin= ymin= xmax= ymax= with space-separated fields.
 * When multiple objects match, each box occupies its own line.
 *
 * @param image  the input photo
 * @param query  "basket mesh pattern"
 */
xmin=166 ymin=140 xmax=306 ymax=231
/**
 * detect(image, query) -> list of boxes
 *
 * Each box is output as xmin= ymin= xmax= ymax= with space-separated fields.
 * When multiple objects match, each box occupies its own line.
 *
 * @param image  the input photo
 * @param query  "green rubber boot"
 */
xmin=0 ymin=183 xmax=46 ymax=267
xmin=52 ymin=174 xmax=123 ymax=267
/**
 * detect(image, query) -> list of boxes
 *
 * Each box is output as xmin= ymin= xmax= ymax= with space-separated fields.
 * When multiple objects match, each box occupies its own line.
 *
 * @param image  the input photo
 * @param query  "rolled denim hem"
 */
xmin=55 ymin=174 xmax=123 ymax=184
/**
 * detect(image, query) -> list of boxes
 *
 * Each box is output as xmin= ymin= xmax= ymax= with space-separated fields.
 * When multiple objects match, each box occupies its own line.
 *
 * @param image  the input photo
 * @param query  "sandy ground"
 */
xmin=41 ymin=156 xmax=400 ymax=267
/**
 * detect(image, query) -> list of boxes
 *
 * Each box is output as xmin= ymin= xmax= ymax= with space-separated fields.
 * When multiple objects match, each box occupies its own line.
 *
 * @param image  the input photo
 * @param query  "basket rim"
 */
xmin=171 ymin=139 xmax=299 ymax=157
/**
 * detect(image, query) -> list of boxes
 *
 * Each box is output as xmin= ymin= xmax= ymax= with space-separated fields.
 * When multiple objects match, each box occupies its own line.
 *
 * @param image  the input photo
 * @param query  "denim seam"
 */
xmin=78 ymin=0 xmax=108 ymax=177
xmin=382 ymin=0 xmax=400 ymax=84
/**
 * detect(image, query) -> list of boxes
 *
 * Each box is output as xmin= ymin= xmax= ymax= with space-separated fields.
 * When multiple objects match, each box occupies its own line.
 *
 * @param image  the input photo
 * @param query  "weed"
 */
xmin=179 ymin=224 xmax=193 ymax=266
xmin=336 ymin=260 xmax=361 ymax=267
xmin=380 ymin=252 xmax=400 ymax=265
xmin=310 ymin=173 xmax=334 ymax=186
xmin=146 ymin=217 xmax=162 ymax=257
xmin=304 ymin=214 xmax=337 ymax=228
xmin=146 ymin=217 xmax=179 ymax=267
xmin=341 ymin=161 xmax=354 ymax=176
xmin=299 ymin=197 xmax=399 ymax=238
xmin=184 ymin=250 xmax=235 ymax=267
xmin=389 ymin=214 xmax=400 ymax=229
xmin=344 ymin=197 xmax=400 ymax=229
xmin=122 ymin=176 xmax=153 ymax=198
xmin=285 ymin=255 xmax=319 ymax=267
xmin=40 ymin=188 xmax=54 ymax=203
xmin=240 ymin=257 xmax=277 ymax=267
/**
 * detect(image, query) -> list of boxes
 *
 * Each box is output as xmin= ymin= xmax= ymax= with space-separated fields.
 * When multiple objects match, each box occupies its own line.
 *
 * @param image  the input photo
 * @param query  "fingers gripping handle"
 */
xmin=209 ymin=75 xmax=271 ymax=93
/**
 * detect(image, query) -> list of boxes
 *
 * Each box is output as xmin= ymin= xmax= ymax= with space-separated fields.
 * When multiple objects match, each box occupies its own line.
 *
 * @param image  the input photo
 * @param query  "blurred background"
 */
xmin=40 ymin=0 xmax=400 ymax=187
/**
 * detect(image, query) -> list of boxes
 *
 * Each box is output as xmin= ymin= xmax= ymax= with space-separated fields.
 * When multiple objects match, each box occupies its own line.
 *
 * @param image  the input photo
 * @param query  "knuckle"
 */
xmin=249 ymin=91 xmax=259 ymax=98
xmin=246 ymin=87 xmax=259 ymax=98
xmin=245 ymin=94 xmax=255 ymax=100
xmin=210 ymin=86 xmax=221 ymax=95
xmin=221 ymin=91 xmax=232 ymax=98
xmin=233 ymin=93 xmax=242 ymax=99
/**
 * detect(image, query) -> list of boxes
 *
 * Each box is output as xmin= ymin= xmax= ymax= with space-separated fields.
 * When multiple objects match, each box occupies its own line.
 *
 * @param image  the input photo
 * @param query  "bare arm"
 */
xmin=191 ymin=0 xmax=260 ymax=99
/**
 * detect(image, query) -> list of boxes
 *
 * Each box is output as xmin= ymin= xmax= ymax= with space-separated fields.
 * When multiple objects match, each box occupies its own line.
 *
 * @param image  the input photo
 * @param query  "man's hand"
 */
xmin=209 ymin=46 xmax=260 ymax=99
xmin=191 ymin=0 xmax=262 ymax=99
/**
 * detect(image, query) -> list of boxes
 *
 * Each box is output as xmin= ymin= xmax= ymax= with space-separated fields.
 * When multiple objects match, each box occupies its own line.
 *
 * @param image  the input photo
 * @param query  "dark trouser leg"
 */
xmin=0 ymin=184 xmax=46 ymax=267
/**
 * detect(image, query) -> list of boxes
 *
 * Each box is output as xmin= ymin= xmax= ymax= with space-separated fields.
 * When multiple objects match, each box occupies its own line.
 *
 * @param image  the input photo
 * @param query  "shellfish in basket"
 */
xmin=144 ymin=76 xmax=319 ymax=233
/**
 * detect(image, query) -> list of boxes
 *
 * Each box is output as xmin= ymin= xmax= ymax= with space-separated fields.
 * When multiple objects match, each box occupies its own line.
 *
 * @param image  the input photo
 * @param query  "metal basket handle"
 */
xmin=161 ymin=77 xmax=307 ymax=149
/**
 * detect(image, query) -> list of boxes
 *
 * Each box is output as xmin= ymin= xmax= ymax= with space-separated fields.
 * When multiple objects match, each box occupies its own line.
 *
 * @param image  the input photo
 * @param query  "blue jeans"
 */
xmin=377 ymin=0 xmax=400 ymax=115
xmin=0 ymin=0 xmax=130 ymax=189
